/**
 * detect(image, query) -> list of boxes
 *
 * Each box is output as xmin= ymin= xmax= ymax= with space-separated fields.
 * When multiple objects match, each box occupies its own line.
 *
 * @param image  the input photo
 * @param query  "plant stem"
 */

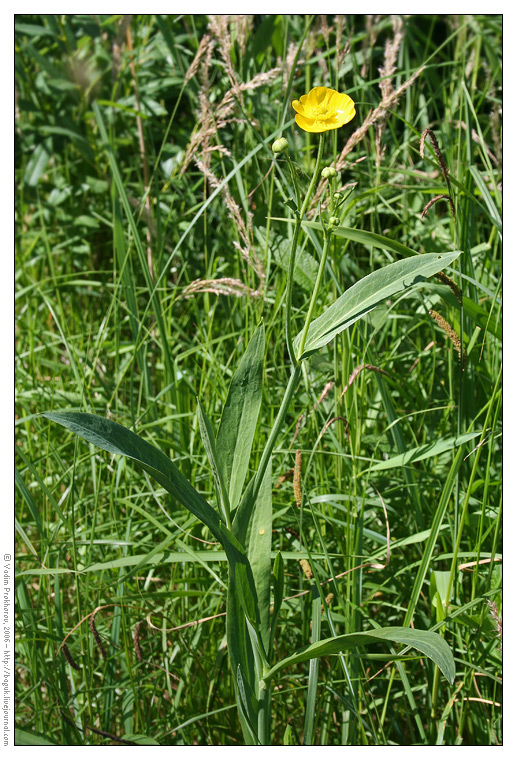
xmin=285 ymin=133 xmax=325 ymax=364
xmin=296 ymin=230 xmax=332 ymax=361
xmin=257 ymin=680 xmax=271 ymax=746
xmin=251 ymin=363 xmax=302 ymax=504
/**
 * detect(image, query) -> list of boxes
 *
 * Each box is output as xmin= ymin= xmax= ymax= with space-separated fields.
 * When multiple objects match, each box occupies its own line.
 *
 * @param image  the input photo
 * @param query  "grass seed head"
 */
xmin=299 ymin=559 xmax=313 ymax=580
xmin=429 ymin=309 xmax=465 ymax=366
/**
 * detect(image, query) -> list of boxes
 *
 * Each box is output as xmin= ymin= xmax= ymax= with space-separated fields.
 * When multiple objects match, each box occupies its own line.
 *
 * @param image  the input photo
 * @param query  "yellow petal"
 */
xmin=305 ymin=86 xmax=329 ymax=107
xmin=328 ymin=91 xmax=354 ymax=112
xmin=294 ymin=114 xmax=319 ymax=133
xmin=291 ymin=99 xmax=305 ymax=115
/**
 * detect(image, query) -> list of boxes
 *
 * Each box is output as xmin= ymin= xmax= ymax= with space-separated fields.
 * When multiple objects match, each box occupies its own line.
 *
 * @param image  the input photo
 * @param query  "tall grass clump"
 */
xmin=15 ymin=14 xmax=501 ymax=746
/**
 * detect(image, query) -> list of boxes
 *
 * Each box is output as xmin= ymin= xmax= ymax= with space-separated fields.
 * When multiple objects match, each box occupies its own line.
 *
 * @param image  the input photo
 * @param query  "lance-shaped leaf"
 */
xmin=198 ymin=399 xmax=232 ymax=527
xmin=44 ymin=411 xmax=226 ymax=540
xmin=268 ymin=552 xmax=285 ymax=661
xmin=248 ymin=458 xmax=273 ymax=650
xmin=43 ymin=411 xmax=262 ymax=624
xmin=217 ymin=323 xmax=265 ymax=511
xmin=269 ymin=216 xmax=420 ymax=260
xmin=261 ymin=626 xmax=455 ymax=685
xmin=294 ymin=250 xmax=461 ymax=359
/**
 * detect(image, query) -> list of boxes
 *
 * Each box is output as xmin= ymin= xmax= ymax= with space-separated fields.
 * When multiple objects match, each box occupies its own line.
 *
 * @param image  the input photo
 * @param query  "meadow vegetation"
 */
xmin=15 ymin=14 xmax=502 ymax=745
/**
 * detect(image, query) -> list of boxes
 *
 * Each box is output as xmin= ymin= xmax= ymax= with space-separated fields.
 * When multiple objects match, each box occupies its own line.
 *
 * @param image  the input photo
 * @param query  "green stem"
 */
xmin=251 ymin=363 xmax=302 ymax=504
xmin=257 ymin=681 xmax=271 ymax=746
xmin=296 ymin=230 xmax=332 ymax=361
xmin=285 ymin=133 xmax=325 ymax=364
xmin=285 ymin=153 xmax=301 ymax=212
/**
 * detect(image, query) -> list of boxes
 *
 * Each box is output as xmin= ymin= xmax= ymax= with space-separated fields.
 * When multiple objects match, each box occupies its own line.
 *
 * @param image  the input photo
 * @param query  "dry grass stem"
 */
xmin=185 ymin=34 xmax=213 ymax=82
xmin=339 ymin=363 xmax=389 ymax=401
xmin=134 ymin=620 xmax=144 ymax=662
xmin=234 ymin=15 xmax=253 ymax=56
xmin=275 ymin=468 xmax=294 ymax=488
xmin=361 ymin=15 xmax=382 ymax=78
xmin=111 ymin=15 xmax=132 ymax=83
xmin=409 ymin=341 xmax=435 ymax=373
xmin=490 ymin=106 xmax=502 ymax=166
xmin=293 ymin=449 xmax=303 ymax=508
xmin=316 ymin=416 xmax=349 ymax=446
xmin=283 ymin=42 xmax=302 ymax=92
xmin=320 ymin=15 xmax=330 ymax=47
xmin=292 ymin=380 xmax=335 ymax=445
xmin=487 ymin=600 xmax=502 ymax=651
xmin=453 ymin=120 xmax=498 ymax=165
xmin=339 ymin=65 xmax=425 ymax=167
xmin=208 ymin=15 xmax=245 ymax=110
xmin=376 ymin=16 xmax=404 ymax=166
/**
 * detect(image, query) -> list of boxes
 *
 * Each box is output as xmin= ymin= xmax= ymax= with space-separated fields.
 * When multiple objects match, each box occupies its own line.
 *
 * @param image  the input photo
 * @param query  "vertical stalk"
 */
xmin=257 ymin=680 xmax=271 ymax=746
xmin=251 ymin=363 xmax=302 ymax=505
xmin=303 ymin=583 xmax=322 ymax=744
xmin=296 ymin=230 xmax=332 ymax=361
xmin=285 ymin=134 xmax=325 ymax=364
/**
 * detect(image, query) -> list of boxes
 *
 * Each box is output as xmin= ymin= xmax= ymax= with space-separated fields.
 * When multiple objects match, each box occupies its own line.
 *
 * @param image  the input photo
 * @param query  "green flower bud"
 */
xmin=272 ymin=137 xmax=289 ymax=154
xmin=321 ymin=166 xmax=338 ymax=179
xmin=333 ymin=192 xmax=342 ymax=201
xmin=329 ymin=216 xmax=340 ymax=227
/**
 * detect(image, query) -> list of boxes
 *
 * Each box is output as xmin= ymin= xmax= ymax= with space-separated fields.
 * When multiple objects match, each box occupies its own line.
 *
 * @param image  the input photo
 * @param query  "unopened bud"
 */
xmin=321 ymin=166 xmax=338 ymax=179
xmin=272 ymin=137 xmax=289 ymax=154
xmin=329 ymin=216 xmax=340 ymax=227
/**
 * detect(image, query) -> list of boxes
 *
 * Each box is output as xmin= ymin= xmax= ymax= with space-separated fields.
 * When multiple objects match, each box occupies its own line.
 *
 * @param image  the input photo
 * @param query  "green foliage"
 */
xmin=294 ymin=250 xmax=461 ymax=358
xmin=263 ymin=626 xmax=456 ymax=685
xmin=16 ymin=13 xmax=501 ymax=746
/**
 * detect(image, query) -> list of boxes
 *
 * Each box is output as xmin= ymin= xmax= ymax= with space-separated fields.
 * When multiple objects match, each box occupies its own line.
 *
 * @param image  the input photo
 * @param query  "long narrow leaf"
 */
xmin=294 ymin=250 xmax=461 ymax=358
xmin=43 ymin=411 xmax=225 ymax=541
xmin=43 ymin=410 xmax=262 ymax=639
xmin=269 ymin=552 xmax=284 ymax=661
xmin=248 ymin=458 xmax=272 ymax=650
xmin=198 ymin=400 xmax=232 ymax=526
xmin=262 ymin=626 xmax=455 ymax=685
xmin=269 ymin=217 xmax=421 ymax=260
xmin=217 ymin=322 xmax=265 ymax=510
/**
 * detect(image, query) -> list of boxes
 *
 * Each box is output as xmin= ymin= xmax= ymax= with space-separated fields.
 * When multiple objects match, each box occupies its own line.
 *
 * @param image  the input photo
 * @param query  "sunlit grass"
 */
xmin=15 ymin=13 xmax=501 ymax=746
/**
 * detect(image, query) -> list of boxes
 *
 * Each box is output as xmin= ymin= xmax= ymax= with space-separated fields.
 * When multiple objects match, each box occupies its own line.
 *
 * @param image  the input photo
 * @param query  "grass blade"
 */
xmin=367 ymin=431 xmax=481 ymax=472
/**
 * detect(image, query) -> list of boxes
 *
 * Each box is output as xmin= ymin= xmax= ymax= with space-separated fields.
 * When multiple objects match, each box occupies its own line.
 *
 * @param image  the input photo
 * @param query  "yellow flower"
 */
xmin=292 ymin=86 xmax=355 ymax=133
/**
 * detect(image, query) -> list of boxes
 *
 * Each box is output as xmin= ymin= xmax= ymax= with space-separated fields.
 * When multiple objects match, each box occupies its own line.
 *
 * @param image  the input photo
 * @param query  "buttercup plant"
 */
xmin=44 ymin=84 xmax=462 ymax=745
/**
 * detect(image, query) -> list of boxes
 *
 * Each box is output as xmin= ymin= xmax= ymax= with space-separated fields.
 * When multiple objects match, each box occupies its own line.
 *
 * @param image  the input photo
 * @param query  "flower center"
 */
xmin=313 ymin=104 xmax=332 ymax=119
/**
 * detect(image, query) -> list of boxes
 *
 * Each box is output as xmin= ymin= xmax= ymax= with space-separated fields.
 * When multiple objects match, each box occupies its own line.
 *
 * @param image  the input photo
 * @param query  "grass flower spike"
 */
xmin=292 ymin=86 xmax=355 ymax=133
